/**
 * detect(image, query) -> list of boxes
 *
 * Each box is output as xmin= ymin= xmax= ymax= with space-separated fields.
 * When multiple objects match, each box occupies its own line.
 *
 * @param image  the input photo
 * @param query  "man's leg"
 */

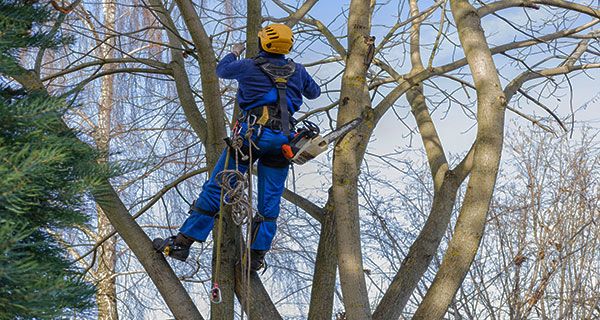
xmin=250 ymin=154 xmax=289 ymax=271
xmin=155 ymin=148 xmax=249 ymax=260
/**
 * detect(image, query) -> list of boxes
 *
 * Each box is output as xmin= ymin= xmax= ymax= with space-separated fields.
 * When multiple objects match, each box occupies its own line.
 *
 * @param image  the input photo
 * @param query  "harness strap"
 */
xmin=190 ymin=200 xmax=219 ymax=217
xmin=253 ymin=56 xmax=296 ymax=136
xmin=275 ymin=80 xmax=291 ymax=136
xmin=254 ymin=213 xmax=277 ymax=223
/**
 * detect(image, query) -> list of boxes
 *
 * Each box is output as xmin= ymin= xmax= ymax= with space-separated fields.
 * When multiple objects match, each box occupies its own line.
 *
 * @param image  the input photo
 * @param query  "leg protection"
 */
xmin=248 ymin=216 xmax=275 ymax=272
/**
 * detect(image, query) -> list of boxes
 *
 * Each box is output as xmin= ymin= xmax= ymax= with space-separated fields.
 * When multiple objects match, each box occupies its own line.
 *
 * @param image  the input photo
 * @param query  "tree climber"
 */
xmin=153 ymin=24 xmax=321 ymax=272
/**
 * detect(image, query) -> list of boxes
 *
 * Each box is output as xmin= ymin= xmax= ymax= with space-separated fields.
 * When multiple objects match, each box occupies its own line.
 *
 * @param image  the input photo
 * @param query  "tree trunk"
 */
xmin=96 ymin=208 xmax=118 ymax=320
xmin=333 ymin=0 xmax=375 ymax=318
xmin=95 ymin=2 xmax=118 ymax=318
xmin=234 ymin=265 xmax=283 ymax=320
xmin=412 ymin=0 xmax=507 ymax=318
xmin=246 ymin=0 xmax=261 ymax=57
xmin=308 ymin=202 xmax=337 ymax=320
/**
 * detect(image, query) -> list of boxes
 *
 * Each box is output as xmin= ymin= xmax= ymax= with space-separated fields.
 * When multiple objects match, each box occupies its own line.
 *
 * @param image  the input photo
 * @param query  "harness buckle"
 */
xmin=256 ymin=105 xmax=270 ymax=126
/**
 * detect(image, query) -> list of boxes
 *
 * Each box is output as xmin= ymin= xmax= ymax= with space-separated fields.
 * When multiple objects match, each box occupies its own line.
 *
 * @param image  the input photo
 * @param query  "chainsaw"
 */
xmin=282 ymin=117 xmax=362 ymax=165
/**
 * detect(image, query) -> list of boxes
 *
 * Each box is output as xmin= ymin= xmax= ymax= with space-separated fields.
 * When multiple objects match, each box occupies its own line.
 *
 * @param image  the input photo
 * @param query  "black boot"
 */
xmin=249 ymin=249 xmax=268 ymax=272
xmin=153 ymin=233 xmax=194 ymax=262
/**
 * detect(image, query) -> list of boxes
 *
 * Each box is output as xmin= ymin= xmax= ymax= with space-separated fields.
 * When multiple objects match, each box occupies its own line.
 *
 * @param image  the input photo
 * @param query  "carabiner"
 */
xmin=247 ymin=114 xmax=258 ymax=127
xmin=210 ymin=282 xmax=222 ymax=304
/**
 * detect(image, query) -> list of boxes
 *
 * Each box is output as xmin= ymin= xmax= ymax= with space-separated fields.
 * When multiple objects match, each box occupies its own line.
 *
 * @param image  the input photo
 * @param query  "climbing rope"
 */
xmin=210 ymin=146 xmax=230 ymax=304
xmin=211 ymin=117 xmax=258 ymax=317
xmin=215 ymin=168 xmax=249 ymax=226
xmin=243 ymin=122 xmax=255 ymax=318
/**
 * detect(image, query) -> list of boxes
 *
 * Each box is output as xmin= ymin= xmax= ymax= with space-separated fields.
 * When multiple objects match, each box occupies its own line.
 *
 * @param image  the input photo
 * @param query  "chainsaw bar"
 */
xmin=323 ymin=117 xmax=363 ymax=145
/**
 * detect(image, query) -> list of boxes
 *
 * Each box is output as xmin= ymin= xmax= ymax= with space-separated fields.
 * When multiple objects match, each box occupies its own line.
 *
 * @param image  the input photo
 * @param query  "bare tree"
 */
xmin=458 ymin=128 xmax=600 ymax=320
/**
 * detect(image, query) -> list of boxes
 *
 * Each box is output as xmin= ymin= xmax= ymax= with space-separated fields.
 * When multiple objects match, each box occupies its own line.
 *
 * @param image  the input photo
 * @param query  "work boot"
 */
xmin=249 ymin=249 xmax=268 ymax=272
xmin=153 ymin=233 xmax=194 ymax=262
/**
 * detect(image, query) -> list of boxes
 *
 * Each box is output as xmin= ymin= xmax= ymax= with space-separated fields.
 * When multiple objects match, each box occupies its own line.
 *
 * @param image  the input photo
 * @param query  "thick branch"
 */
xmin=308 ymin=204 xmax=337 ymax=320
xmin=146 ymin=0 xmax=209 ymax=143
xmin=372 ymin=3 xmax=460 ymax=318
xmin=174 ymin=0 xmax=227 ymax=162
xmin=478 ymin=0 xmax=600 ymax=18
xmin=282 ymin=189 xmax=325 ymax=223
xmin=332 ymin=0 xmax=375 ymax=318
xmin=234 ymin=266 xmax=283 ymax=320
xmin=285 ymin=0 xmax=319 ymax=27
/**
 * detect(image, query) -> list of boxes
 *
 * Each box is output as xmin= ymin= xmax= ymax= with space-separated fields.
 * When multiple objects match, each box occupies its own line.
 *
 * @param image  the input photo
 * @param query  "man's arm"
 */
xmin=216 ymin=53 xmax=249 ymax=79
xmin=300 ymin=65 xmax=321 ymax=99
xmin=216 ymin=43 xmax=247 ymax=79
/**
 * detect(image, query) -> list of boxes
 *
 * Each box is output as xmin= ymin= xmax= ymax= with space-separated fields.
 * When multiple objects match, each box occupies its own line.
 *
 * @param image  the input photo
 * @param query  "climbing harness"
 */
xmin=253 ymin=56 xmax=296 ymax=136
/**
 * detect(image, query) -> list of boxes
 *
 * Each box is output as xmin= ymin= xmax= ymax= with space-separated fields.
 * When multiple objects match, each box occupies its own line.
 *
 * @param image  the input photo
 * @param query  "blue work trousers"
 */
xmin=179 ymin=123 xmax=290 ymax=251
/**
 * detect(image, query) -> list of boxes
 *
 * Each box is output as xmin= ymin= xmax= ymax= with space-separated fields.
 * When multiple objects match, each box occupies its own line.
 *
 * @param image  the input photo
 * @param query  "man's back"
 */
xmin=216 ymin=51 xmax=321 ymax=112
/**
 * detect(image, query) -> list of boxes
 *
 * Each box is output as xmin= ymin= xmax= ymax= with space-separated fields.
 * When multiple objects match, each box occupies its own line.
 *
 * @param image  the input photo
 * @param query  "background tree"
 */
xmin=0 ymin=1 xmax=99 ymax=318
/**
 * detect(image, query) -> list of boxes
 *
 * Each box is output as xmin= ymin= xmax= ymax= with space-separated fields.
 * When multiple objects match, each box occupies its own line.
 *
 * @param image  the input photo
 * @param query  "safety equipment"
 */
xmin=243 ymin=105 xmax=297 ymax=132
xmin=282 ymin=117 xmax=363 ymax=165
xmin=258 ymin=24 xmax=294 ymax=54
xmin=152 ymin=233 xmax=194 ymax=262
xmin=253 ymin=56 xmax=296 ymax=136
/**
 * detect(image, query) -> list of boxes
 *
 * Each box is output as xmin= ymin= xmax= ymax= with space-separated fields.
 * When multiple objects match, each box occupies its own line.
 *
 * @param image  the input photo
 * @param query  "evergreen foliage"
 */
xmin=0 ymin=1 xmax=101 ymax=319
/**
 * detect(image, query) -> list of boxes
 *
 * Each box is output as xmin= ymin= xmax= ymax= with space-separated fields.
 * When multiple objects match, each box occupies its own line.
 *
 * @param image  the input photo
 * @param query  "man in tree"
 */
xmin=154 ymin=24 xmax=321 ymax=272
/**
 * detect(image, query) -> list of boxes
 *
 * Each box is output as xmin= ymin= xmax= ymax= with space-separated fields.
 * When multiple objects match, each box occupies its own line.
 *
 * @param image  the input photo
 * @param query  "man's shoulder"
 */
xmin=238 ymin=57 xmax=257 ymax=64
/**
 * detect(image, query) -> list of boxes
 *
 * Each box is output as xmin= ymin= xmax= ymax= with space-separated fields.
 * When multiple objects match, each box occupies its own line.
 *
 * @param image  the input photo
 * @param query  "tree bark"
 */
xmin=173 ymin=1 xmax=239 ymax=318
xmin=246 ymin=0 xmax=261 ymax=57
xmin=234 ymin=265 xmax=283 ymax=320
xmin=333 ymin=0 xmax=375 ymax=318
xmin=412 ymin=0 xmax=507 ymax=318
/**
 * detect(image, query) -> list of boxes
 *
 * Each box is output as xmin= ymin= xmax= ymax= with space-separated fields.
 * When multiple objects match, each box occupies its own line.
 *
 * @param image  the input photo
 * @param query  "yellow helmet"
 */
xmin=258 ymin=24 xmax=294 ymax=54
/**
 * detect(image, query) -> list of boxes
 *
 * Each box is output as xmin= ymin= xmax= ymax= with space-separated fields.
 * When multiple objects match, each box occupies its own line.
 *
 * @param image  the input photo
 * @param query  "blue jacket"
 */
xmin=216 ymin=51 xmax=321 ymax=113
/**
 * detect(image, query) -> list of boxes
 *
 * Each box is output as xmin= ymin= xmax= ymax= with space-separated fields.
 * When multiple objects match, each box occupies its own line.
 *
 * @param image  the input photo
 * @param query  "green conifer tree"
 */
xmin=0 ymin=1 xmax=102 ymax=318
